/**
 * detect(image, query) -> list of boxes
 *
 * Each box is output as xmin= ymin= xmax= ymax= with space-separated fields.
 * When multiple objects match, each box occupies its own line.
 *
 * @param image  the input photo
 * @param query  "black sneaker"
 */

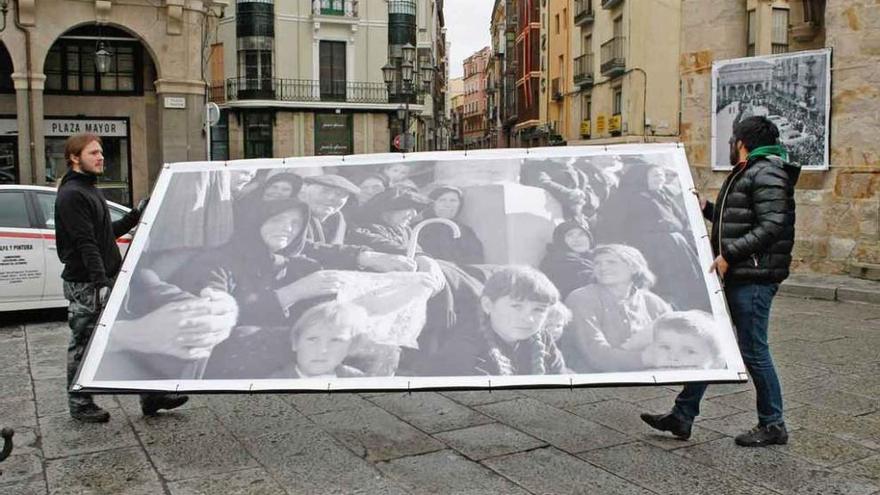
xmin=70 ymin=404 xmax=111 ymax=423
xmin=141 ymin=394 xmax=189 ymax=416
xmin=640 ymin=412 xmax=692 ymax=440
xmin=734 ymin=423 xmax=788 ymax=447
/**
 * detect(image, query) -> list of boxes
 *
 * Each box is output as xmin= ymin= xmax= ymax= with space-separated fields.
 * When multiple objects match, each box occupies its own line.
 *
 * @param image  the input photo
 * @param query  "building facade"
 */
xmin=208 ymin=0 xmax=447 ymax=160
xmin=0 ymin=0 xmax=227 ymax=205
xmin=544 ymin=0 xmax=572 ymax=146
xmin=681 ymin=0 xmax=880 ymax=275
xmin=461 ymin=46 xmax=491 ymax=149
xmin=568 ymin=0 xmax=681 ymax=145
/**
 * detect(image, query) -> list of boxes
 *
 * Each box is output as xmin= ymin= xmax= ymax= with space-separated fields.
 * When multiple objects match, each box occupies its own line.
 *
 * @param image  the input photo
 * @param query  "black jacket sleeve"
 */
xmin=703 ymin=200 xmax=715 ymax=221
xmin=112 ymin=208 xmax=140 ymax=238
xmin=57 ymin=190 xmax=109 ymax=285
xmin=723 ymin=165 xmax=791 ymax=263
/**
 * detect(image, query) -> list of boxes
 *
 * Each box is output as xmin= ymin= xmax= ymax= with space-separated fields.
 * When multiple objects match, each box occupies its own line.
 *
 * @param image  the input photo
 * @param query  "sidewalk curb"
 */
xmin=780 ymin=278 xmax=880 ymax=305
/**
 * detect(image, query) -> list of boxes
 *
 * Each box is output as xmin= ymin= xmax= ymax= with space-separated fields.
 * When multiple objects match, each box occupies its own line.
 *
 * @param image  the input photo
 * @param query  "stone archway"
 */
xmin=0 ymin=42 xmax=13 ymax=92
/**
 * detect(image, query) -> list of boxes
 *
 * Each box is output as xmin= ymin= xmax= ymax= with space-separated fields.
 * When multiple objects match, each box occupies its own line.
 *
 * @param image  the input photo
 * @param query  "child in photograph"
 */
xmin=428 ymin=266 xmax=566 ymax=376
xmin=543 ymin=301 xmax=573 ymax=343
xmin=640 ymin=311 xmax=724 ymax=370
xmin=270 ymin=301 xmax=368 ymax=379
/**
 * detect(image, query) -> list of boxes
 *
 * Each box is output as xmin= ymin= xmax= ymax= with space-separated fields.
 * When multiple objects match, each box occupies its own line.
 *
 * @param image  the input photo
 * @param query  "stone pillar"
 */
xmin=12 ymin=74 xmax=32 ymax=184
xmin=12 ymin=72 xmax=46 ymax=185
xmin=155 ymin=79 xmax=208 ymax=164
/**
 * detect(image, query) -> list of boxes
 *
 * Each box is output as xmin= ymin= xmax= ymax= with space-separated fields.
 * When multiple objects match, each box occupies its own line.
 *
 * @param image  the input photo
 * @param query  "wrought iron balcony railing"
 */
xmin=574 ymin=0 xmax=594 ymax=25
xmin=601 ymin=0 xmax=624 ymax=9
xmin=217 ymin=77 xmax=414 ymax=105
xmin=600 ymin=37 xmax=626 ymax=77
xmin=573 ymin=53 xmax=594 ymax=87
xmin=313 ymin=0 xmax=359 ymax=17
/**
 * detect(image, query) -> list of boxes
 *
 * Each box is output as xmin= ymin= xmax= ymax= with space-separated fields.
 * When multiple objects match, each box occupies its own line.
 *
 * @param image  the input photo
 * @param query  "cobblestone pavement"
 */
xmin=2 ymin=294 xmax=880 ymax=494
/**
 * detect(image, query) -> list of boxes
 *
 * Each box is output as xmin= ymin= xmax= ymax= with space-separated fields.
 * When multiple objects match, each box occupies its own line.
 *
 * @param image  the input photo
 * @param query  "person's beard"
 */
xmin=729 ymin=140 xmax=740 ymax=167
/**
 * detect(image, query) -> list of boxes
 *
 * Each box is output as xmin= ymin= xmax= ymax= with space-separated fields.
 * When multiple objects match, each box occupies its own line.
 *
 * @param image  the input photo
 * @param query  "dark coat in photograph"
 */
xmin=595 ymin=166 xmax=709 ymax=311
xmin=347 ymin=187 xmax=432 ymax=256
xmin=418 ymin=186 xmax=485 ymax=265
xmin=539 ymin=220 xmax=595 ymax=300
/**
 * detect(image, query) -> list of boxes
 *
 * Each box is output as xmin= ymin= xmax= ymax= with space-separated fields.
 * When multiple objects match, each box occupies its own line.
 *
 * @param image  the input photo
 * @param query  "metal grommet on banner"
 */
xmin=327 ymin=383 xmax=332 ymax=395
xmin=714 ymin=288 xmax=724 ymax=294
xmin=487 ymin=379 xmax=492 ymax=392
xmin=175 ymin=383 xmax=180 ymax=392
xmin=407 ymin=381 xmax=412 ymax=396
xmin=701 ymin=234 xmax=709 ymax=239
xmin=249 ymin=383 xmax=254 ymax=391
xmin=569 ymin=377 xmax=574 ymax=392
xmin=738 ymin=372 xmax=749 ymax=381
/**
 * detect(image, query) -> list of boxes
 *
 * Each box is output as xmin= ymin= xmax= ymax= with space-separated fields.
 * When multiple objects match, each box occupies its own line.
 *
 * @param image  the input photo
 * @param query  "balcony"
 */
xmin=600 ymin=37 xmax=626 ymax=77
xmin=574 ymin=0 xmax=594 ymax=25
xmin=551 ymin=77 xmax=563 ymax=101
xmin=573 ymin=53 xmax=594 ymax=88
xmin=219 ymin=77 xmax=408 ymax=105
xmin=313 ymin=0 xmax=358 ymax=18
xmin=601 ymin=0 xmax=623 ymax=9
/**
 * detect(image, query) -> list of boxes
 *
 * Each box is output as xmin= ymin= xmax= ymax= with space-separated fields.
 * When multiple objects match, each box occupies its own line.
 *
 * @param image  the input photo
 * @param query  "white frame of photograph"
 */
xmin=74 ymin=144 xmax=748 ymax=394
xmin=711 ymin=48 xmax=832 ymax=171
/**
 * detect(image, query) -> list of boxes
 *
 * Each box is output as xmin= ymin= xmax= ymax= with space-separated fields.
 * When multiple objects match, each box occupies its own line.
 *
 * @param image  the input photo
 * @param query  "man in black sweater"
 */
xmin=640 ymin=116 xmax=800 ymax=447
xmin=56 ymin=133 xmax=188 ymax=423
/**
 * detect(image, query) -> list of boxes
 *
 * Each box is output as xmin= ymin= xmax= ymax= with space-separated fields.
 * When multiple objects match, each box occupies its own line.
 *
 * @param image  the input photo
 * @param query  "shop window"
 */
xmin=45 ymin=40 xmax=143 ymax=95
xmin=244 ymin=111 xmax=273 ymax=159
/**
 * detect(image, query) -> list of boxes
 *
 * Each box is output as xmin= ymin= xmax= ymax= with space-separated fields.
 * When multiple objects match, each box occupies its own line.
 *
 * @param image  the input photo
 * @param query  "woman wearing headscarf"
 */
xmin=171 ymin=198 xmax=345 ymax=379
xmin=233 ymin=172 xmax=304 ymax=229
xmin=563 ymin=244 xmax=672 ymax=373
xmin=418 ymin=185 xmax=485 ymax=265
xmin=539 ymin=219 xmax=594 ymax=300
xmin=597 ymin=163 xmax=708 ymax=311
xmin=348 ymin=186 xmax=432 ymax=256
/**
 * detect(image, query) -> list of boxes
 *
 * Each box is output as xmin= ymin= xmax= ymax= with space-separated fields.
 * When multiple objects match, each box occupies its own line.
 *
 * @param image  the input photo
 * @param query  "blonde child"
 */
xmin=641 ymin=311 xmax=724 ymax=370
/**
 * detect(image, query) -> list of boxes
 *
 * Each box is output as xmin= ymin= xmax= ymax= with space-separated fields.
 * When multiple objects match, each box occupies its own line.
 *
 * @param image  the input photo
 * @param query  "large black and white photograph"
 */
xmin=74 ymin=145 xmax=745 ymax=392
xmin=712 ymin=49 xmax=831 ymax=170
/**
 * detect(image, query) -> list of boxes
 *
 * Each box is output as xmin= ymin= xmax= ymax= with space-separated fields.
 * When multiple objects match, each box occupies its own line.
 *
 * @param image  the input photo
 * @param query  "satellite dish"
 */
xmin=206 ymin=103 xmax=221 ymax=127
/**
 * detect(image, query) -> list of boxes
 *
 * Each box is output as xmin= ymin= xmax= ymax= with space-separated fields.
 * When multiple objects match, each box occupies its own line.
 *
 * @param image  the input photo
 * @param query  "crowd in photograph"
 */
xmin=96 ymin=154 xmax=725 ymax=382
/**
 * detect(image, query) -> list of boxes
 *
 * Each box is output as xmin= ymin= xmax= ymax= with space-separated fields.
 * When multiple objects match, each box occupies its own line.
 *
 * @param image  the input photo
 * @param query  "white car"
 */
xmin=0 ymin=185 xmax=132 ymax=311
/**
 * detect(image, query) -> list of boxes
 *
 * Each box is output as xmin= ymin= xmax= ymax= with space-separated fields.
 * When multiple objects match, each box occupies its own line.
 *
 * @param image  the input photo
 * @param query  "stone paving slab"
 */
xmin=786 ymin=386 xmax=880 ymax=417
xmin=776 ymin=429 xmax=878 ymax=468
xmin=376 ymin=449 xmax=530 ymax=495
xmin=0 ymin=398 xmax=37 ymax=428
xmin=433 ymin=422 xmax=547 ymax=461
xmin=0 ymin=372 xmax=34 ymax=401
xmin=0 ymin=480 xmax=46 ymax=495
xmin=476 ymin=397 xmax=630 ymax=454
xmin=517 ymin=387 xmax=610 ymax=410
xmin=287 ymin=392 xmax=373 ymax=416
xmin=834 ymin=455 xmax=880 ymax=483
xmin=0 ymin=454 xmax=43 ymax=487
xmin=364 ymin=391 xmax=494 ymax=434
xmin=242 ymin=428 xmax=409 ymax=495
xmin=129 ymin=407 xmax=261 ymax=481
xmin=677 ymin=438 xmax=880 ymax=495
xmin=45 ymin=446 xmax=163 ymax=495
xmin=483 ymin=446 xmax=655 ymax=495
xmin=439 ymin=389 xmax=524 ymax=406
xmin=784 ymin=405 xmax=880 ymax=449
xmin=207 ymin=394 xmax=314 ymax=438
xmin=569 ymin=399 xmax=724 ymax=450
xmin=38 ymin=411 xmax=139 ymax=460
xmin=308 ymin=404 xmax=445 ymax=461
xmin=581 ymin=442 xmax=771 ymax=495
xmin=166 ymin=468 xmax=288 ymax=495
xmin=33 ymin=377 xmax=117 ymax=418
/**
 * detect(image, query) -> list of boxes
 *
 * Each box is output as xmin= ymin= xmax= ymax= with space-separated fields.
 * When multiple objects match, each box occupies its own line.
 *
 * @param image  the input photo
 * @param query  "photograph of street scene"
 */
xmin=77 ymin=147 xmax=743 ymax=392
xmin=712 ymin=49 xmax=830 ymax=170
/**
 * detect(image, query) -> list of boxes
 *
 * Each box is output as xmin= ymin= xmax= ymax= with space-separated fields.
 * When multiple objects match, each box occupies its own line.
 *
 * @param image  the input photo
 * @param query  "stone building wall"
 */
xmin=680 ymin=0 xmax=880 ymax=274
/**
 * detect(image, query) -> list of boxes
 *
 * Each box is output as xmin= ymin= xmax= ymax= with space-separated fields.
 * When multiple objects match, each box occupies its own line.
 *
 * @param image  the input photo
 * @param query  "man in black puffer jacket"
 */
xmin=640 ymin=116 xmax=800 ymax=447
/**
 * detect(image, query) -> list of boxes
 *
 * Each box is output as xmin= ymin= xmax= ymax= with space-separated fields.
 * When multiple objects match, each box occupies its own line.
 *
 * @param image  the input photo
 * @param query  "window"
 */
xmin=583 ymin=94 xmax=591 ymax=121
xmin=45 ymin=40 xmax=142 ymax=95
xmin=243 ymin=111 xmax=273 ymax=159
xmin=32 ymin=192 xmax=122 ymax=230
xmin=555 ymin=14 xmax=560 ymax=34
xmin=320 ymin=40 xmax=347 ymax=100
xmin=210 ymin=110 xmax=229 ymax=161
xmin=772 ymin=8 xmax=789 ymax=54
xmin=613 ymin=87 xmax=622 ymax=114
xmin=0 ymin=192 xmax=30 ymax=228
xmin=613 ymin=16 xmax=623 ymax=38
xmin=747 ymin=9 xmax=756 ymax=56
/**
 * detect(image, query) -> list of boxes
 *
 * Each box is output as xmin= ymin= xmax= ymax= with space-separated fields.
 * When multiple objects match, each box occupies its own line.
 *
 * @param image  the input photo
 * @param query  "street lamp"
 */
xmin=383 ymin=42 xmax=434 ymax=153
xmin=95 ymin=40 xmax=113 ymax=74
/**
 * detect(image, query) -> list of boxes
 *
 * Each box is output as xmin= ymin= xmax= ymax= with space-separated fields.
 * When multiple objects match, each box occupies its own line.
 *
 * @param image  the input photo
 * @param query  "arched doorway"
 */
xmin=40 ymin=24 xmax=158 ymax=205
xmin=0 ymin=42 xmax=16 ymax=184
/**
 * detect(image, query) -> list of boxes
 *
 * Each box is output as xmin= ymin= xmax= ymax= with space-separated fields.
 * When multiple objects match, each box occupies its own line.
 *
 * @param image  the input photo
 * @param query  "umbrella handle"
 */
xmin=0 ymin=427 xmax=14 ymax=465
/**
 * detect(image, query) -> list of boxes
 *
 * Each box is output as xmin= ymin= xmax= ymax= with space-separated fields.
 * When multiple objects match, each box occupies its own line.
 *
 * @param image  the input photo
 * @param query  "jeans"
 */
xmin=672 ymin=282 xmax=784 ymax=426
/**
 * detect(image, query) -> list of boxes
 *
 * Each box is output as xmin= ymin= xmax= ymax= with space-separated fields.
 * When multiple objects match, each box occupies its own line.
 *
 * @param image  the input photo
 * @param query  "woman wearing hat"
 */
xmin=418 ymin=186 xmax=485 ymax=266
xmin=562 ymin=244 xmax=671 ymax=373
xmin=539 ymin=220 xmax=595 ymax=300
xmin=234 ymin=172 xmax=304 ymax=229
xmin=349 ymin=186 xmax=433 ymax=256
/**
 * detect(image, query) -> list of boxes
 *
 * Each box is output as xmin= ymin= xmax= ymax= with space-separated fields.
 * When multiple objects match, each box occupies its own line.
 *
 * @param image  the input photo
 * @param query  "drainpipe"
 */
xmin=13 ymin=0 xmax=36 ymax=184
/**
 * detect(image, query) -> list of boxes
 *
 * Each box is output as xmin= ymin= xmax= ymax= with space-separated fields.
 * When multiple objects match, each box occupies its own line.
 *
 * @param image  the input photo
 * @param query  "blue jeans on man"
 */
xmin=673 ymin=282 xmax=784 ymax=426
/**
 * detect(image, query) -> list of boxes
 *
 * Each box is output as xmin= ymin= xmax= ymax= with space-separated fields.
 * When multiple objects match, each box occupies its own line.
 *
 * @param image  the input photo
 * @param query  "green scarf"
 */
xmin=748 ymin=144 xmax=789 ymax=162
